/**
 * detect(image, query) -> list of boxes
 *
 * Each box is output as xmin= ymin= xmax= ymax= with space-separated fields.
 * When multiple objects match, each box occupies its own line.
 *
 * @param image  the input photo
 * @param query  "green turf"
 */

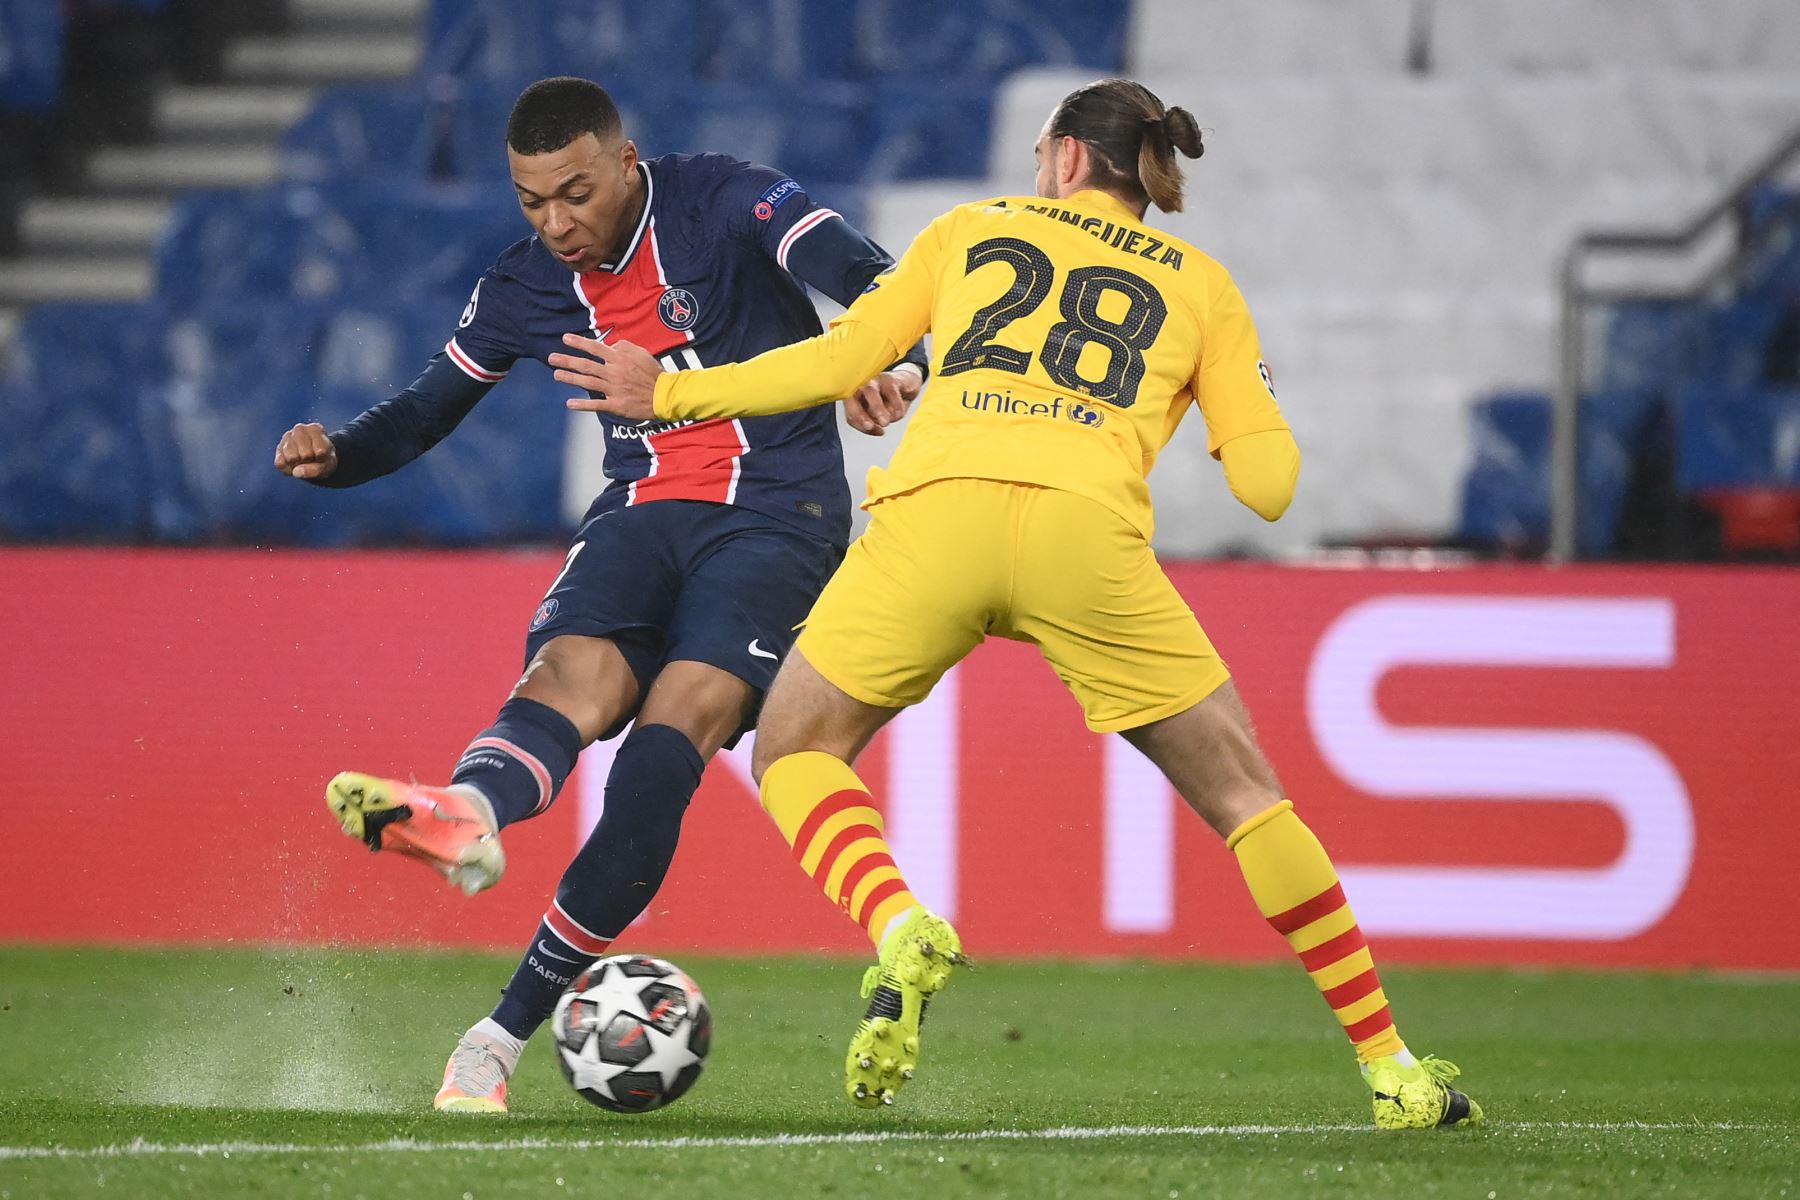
xmin=0 ymin=947 xmax=1794 ymax=1198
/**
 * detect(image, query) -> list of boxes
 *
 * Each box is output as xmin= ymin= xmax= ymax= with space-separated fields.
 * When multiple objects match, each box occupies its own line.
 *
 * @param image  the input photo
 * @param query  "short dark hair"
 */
xmin=506 ymin=77 xmax=623 ymax=155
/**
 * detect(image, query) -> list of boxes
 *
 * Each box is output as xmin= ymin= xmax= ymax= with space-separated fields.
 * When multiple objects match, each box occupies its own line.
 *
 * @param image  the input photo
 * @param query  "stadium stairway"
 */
xmin=0 ymin=0 xmax=425 ymax=310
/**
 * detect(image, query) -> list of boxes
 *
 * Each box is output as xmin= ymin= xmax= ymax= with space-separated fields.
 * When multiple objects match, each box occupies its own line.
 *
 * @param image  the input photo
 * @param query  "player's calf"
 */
xmin=326 ymin=772 xmax=505 ymax=895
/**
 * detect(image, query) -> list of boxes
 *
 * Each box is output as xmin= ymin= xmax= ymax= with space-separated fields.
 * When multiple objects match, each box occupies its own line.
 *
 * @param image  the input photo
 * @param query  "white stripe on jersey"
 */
xmin=724 ymin=418 xmax=750 ymax=505
xmin=776 ymin=208 xmax=840 ymax=271
xmin=445 ymin=337 xmax=506 ymax=382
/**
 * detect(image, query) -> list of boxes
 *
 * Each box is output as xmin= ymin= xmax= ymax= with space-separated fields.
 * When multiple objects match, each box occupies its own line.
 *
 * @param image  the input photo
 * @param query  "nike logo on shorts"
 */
xmin=748 ymin=639 xmax=778 ymax=661
xmin=537 ymin=940 xmax=581 ymax=964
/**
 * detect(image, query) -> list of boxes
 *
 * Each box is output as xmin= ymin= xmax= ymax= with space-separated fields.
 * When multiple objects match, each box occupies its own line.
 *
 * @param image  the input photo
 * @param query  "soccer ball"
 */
xmin=550 ymin=954 xmax=712 ymax=1112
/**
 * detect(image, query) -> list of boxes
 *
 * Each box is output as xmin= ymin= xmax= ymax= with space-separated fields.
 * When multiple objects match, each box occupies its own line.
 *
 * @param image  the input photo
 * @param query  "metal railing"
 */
xmin=1552 ymin=124 xmax=1800 ymax=562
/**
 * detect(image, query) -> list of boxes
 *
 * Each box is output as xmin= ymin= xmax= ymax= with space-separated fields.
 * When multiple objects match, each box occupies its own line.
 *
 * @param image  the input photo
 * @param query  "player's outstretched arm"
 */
xmin=274 ymin=422 xmax=339 ymax=480
xmin=556 ymin=320 xmax=903 ymax=424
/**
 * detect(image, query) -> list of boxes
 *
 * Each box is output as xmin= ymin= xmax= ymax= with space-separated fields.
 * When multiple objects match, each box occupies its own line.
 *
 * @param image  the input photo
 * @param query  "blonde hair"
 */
xmin=1046 ymin=78 xmax=1204 ymax=213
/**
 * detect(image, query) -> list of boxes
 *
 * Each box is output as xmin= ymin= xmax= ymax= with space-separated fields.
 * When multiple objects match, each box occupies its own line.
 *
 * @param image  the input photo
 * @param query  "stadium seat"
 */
xmin=1600 ymin=302 xmax=1706 ymax=396
xmin=1578 ymin=387 xmax=1664 ymax=555
xmin=0 ymin=0 xmax=65 ymax=114
xmin=1458 ymin=392 xmax=1553 ymax=550
xmin=1695 ymin=486 xmax=1800 ymax=554
xmin=0 ymin=303 xmax=162 ymax=540
xmin=1676 ymin=385 xmax=1800 ymax=492
xmin=1695 ymin=299 xmax=1792 ymax=391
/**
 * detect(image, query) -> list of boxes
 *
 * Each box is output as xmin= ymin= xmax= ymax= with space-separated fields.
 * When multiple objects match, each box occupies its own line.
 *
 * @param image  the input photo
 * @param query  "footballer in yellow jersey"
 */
xmin=559 ymin=78 xmax=1482 ymax=1132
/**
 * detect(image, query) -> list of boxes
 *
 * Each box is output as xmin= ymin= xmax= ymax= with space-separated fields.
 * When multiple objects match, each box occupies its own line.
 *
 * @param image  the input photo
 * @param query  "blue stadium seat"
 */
xmin=0 ymin=302 xmax=171 ymax=540
xmin=866 ymin=82 xmax=998 ymax=181
xmin=0 ymin=0 xmax=65 ymax=113
xmin=156 ymin=183 xmax=523 ymax=314
xmin=282 ymin=82 xmax=445 ymax=184
xmin=846 ymin=0 xmax=1125 ymax=77
xmin=1578 ymin=387 xmax=1661 ymax=555
xmin=1599 ymin=301 xmax=1703 ymax=396
xmin=233 ymin=375 xmax=569 ymax=546
xmin=327 ymin=184 xmax=523 ymax=298
xmin=8 ymin=301 xmax=170 ymax=401
xmin=425 ymin=0 xmax=706 ymax=82
xmin=1458 ymin=391 xmax=1551 ymax=549
xmin=1676 ymin=385 xmax=1800 ymax=492
xmin=155 ymin=188 xmax=369 ymax=313
xmin=423 ymin=0 xmax=1121 ymax=82
xmin=1695 ymin=297 xmax=1790 ymax=391
xmin=0 ymin=382 xmax=150 ymax=540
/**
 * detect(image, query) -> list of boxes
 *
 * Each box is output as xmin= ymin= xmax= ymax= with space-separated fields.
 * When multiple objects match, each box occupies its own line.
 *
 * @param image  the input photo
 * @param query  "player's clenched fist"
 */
xmin=274 ymin=421 xmax=339 ymax=480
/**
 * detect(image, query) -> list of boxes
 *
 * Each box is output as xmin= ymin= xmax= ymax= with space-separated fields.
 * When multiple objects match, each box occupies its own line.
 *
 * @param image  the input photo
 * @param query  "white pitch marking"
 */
xmin=0 ymin=1121 xmax=1769 ymax=1161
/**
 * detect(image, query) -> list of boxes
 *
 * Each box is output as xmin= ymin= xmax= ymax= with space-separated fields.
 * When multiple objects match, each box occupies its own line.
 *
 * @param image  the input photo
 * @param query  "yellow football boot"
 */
xmin=845 ymin=908 xmax=963 ymax=1109
xmin=1365 ymin=1054 xmax=1484 ymax=1130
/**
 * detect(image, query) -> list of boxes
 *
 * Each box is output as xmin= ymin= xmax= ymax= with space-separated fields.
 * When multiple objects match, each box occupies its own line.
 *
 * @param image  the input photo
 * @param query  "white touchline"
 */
xmin=0 ymin=1122 xmax=1768 ymax=1162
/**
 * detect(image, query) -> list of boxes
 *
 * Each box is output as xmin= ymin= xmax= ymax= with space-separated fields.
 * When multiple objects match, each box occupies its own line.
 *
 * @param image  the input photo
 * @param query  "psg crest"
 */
xmin=530 ymin=598 xmax=559 ymax=631
xmin=658 ymin=287 xmax=700 ymax=332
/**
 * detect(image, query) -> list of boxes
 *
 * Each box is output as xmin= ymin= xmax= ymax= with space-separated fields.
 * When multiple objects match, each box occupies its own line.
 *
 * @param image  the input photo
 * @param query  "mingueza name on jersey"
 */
xmin=1021 ymin=203 xmax=1185 ymax=270
xmin=609 ymin=417 xmax=698 ymax=440
xmin=961 ymin=388 xmax=1106 ymax=428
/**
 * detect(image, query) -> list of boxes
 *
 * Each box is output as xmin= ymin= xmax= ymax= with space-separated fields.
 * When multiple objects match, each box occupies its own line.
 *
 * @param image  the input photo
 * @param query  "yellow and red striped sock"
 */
xmin=1228 ymin=800 xmax=1405 ymax=1065
xmin=759 ymin=751 xmax=919 ymax=949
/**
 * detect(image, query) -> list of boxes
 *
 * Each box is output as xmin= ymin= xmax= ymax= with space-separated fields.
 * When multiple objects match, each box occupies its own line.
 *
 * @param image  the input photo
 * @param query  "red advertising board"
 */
xmin=1 ymin=549 xmax=1795 ymax=969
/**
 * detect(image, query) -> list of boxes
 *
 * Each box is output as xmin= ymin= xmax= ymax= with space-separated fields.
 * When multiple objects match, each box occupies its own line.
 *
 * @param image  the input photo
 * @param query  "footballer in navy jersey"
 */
xmin=273 ymin=77 xmax=923 ymax=1114
xmin=327 ymin=148 xmax=904 ymax=547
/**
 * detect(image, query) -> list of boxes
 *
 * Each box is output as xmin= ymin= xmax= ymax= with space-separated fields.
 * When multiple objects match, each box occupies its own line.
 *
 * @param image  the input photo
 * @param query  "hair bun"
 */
xmin=1161 ymin=105 xmax=1204 ymax=159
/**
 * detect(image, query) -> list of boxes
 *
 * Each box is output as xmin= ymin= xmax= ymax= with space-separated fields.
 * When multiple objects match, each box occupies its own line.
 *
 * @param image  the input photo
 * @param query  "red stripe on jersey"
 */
xmin=630 ymin=418 xmax=750 ymax=507
xmin=445 ymin=338 xmax=506 ymax=382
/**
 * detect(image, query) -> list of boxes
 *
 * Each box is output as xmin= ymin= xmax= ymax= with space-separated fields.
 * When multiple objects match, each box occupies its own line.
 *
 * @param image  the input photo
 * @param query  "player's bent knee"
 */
xmin=638 ymin=661 xmax=756 ymax=761
xmin=512 ymin=635 xmax=639 ymax=742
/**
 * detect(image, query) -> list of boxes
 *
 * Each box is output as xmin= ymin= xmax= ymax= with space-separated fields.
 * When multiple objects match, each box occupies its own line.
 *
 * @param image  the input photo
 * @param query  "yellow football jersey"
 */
xmin=837 ymin=187 xmax=1289 ymax=539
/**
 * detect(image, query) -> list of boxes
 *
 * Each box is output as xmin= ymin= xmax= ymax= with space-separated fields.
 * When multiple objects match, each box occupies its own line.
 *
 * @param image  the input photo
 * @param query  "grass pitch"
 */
xmin=0 ymin=946 xmax=1794 ymax=1198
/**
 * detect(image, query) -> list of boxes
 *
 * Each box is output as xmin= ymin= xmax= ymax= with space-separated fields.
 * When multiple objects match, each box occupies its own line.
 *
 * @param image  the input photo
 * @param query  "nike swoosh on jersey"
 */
xmin=747 ymin=639 xmax=778 ymax=661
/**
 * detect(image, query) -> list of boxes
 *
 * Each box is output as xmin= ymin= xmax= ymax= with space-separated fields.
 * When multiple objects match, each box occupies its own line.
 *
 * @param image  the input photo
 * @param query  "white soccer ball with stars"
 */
xmin=550 ymin=954 xmax=711 ymax=1112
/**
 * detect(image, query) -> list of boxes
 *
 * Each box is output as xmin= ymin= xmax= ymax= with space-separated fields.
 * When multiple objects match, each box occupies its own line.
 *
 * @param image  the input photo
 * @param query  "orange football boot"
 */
xmin=326 ymin=772 xmax=505 ymax=895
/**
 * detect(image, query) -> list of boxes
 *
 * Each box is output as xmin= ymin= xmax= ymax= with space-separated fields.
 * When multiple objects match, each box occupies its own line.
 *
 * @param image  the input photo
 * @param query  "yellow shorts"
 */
xmin=796 ymin=478 xmax=1230 ymax=732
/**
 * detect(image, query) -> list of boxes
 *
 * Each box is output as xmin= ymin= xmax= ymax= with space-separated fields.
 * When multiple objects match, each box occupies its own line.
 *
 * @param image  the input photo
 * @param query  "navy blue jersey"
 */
xmin=319 ymin=153 xmax=924 ymax=547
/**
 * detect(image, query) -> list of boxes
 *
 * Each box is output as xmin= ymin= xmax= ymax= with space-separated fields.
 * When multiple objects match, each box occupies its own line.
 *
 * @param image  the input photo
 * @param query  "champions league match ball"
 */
xmin=551 ymin=955 xmax=712 ymax=1113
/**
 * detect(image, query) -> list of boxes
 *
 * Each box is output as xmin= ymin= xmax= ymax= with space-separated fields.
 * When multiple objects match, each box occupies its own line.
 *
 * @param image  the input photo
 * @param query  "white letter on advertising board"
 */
xmin=1308 ymin=596 xmax=1692 ymax=940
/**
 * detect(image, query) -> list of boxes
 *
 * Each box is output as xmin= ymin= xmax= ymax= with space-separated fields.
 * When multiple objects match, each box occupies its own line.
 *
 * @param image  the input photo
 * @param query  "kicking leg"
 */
xmin=1123 ymin=681 xmax=1482 ymax=1130
xmin=439 ymin=662 xmax=752 ymax=1112
xmin=326 ymin=635 xmax=638 ymax=896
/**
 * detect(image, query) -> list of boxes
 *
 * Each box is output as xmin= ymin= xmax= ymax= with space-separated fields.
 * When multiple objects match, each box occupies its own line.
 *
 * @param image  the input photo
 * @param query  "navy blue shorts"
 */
xmin=523 ymin=499 xmax=842 ymax=735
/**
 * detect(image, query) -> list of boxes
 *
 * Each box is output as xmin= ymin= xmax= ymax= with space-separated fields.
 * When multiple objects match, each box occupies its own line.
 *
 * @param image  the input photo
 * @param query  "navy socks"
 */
xmin=489 ymin=724 xmax=706 ymax=1040
xmin=451 ymin=697 xmax=584 ymax=828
